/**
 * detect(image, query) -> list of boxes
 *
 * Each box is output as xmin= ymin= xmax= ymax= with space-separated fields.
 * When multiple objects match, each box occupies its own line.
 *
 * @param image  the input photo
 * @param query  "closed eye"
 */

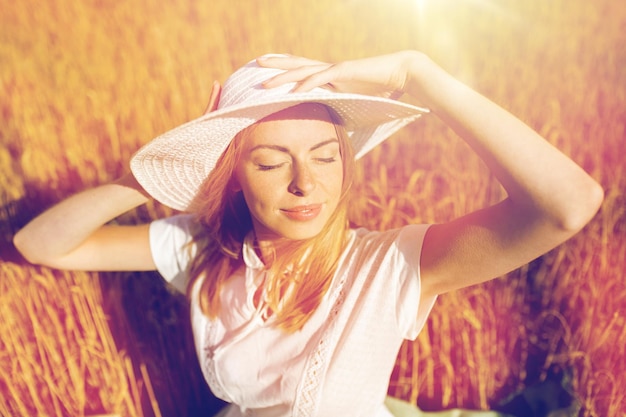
xmin=257 ymin=163 xmax=285 ymax=171
xmin=315 ymin=157 xmax=337 ymax=164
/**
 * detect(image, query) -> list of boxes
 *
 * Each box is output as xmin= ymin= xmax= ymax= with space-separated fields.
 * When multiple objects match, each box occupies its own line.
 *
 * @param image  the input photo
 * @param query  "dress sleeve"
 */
xmin=149 ymin=214 xmax=198 ymax=293
xmin=394 ymin=224 xmax=438 ymax=340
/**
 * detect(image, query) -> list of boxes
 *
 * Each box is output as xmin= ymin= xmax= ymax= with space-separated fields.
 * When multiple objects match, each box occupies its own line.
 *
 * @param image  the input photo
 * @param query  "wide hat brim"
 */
xmin=130 ymin=58 xmax=429 ymax=211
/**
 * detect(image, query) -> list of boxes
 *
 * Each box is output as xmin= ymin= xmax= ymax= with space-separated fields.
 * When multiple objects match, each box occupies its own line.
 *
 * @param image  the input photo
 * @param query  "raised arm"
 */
xmin=14 ymin=82 xmax=223 ymax=272
xmin=13 ymin=173 xmax=155 ymax=271
xmin=259 ymin=51 xmax=604 ymax=298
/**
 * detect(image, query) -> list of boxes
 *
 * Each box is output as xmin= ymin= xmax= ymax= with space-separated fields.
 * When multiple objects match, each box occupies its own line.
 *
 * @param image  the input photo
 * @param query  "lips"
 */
xmin=281 ymin=204 xmax=322 ymax=221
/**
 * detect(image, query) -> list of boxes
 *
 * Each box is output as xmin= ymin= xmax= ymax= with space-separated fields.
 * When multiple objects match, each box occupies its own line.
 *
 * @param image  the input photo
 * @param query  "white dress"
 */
xmin=150 ymin=215 xmax=437 ymax=417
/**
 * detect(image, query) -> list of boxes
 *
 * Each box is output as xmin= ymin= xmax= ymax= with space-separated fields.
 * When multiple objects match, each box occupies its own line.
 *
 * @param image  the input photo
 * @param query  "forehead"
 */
xmin=244 ymin=103 xmax=339 ymax=147
xmin=261 ymin=102 xmax=336 ymax=124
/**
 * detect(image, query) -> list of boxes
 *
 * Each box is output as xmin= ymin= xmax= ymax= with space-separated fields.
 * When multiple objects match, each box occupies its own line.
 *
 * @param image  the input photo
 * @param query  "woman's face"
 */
xmin=234 ymin=103 xmax=344 ymax=243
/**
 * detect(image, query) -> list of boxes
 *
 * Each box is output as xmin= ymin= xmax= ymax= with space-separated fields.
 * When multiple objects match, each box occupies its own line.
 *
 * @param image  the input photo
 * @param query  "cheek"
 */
xmin=239 ymin=172 xmax=279 ymax=210
xmin=322 ymin=162 xmax=344 ymax=195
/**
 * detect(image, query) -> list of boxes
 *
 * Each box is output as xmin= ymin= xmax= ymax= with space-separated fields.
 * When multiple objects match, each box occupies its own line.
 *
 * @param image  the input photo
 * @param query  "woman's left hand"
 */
xmin=262 ymin=50 xmax=604 ymax=301
xmin=257 ymin=51 xmax=416 ymax=99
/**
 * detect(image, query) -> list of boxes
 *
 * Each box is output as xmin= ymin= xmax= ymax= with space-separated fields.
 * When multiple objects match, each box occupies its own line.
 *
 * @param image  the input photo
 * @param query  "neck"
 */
xmin=252 ymin=233 xmax=290 ymax=266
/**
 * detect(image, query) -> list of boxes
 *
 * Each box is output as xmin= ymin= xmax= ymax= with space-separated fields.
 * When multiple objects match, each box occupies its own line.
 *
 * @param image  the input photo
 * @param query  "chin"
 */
xmin=253 ymin=208 xmax=337 ymax=242
xmin=258 ymin=219 xmax=328 ymax=242
xmin=279 ymin=225 xmax=325 ymax=241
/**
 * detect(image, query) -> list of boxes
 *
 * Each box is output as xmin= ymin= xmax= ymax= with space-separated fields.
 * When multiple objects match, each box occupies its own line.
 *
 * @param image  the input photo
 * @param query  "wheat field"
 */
xmin=1 ymin=0 xmax=624 ymax=416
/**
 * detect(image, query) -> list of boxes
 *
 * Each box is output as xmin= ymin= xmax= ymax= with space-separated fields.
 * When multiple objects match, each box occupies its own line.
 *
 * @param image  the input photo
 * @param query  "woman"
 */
xmin=13 ymin=51 xmax=603 ymax=417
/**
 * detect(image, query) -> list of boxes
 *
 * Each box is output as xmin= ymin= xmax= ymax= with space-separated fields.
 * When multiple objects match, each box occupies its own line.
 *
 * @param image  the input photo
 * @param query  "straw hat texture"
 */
xmin=130 ymin=54 xmax=429 ymax=211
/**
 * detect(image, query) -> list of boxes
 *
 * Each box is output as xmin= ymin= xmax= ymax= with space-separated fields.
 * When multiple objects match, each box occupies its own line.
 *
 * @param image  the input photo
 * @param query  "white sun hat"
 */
xmin=130 ymin=54 xmax=429 ymax=211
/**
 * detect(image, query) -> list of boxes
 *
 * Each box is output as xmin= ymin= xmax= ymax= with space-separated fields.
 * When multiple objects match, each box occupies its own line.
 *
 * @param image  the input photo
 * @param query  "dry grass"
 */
xmin=1 ymin=0 xmax=624 ymax=416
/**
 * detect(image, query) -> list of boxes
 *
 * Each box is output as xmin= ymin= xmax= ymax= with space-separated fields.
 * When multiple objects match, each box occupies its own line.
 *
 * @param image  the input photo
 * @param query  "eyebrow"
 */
xmin=249 ymin=138 xmax=339 ymax=154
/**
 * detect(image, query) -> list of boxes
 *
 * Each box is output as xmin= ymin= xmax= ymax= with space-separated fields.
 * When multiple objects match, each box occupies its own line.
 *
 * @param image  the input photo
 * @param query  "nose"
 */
xmin=288 ymin=162 xmax=316 ymax=196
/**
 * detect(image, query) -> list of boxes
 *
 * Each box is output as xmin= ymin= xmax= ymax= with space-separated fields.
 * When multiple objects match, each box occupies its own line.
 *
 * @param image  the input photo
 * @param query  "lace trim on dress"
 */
xmin=202 ymin=319 xmax=230 ymax=402
xmin=292 ymin=266 xmax=354 ymax=417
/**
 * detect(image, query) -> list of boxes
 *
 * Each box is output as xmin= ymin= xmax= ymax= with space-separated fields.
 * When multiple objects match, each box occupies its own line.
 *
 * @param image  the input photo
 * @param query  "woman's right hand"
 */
xmin=13 ymin=80 xmax=225 ymax=272
xmin=202 ymin=80 xmax=222 ymax=115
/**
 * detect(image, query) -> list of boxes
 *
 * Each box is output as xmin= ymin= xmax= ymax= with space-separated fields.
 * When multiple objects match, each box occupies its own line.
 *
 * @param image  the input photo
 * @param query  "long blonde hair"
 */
xmin=187 ymin=105 xmax=355 ymax=332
